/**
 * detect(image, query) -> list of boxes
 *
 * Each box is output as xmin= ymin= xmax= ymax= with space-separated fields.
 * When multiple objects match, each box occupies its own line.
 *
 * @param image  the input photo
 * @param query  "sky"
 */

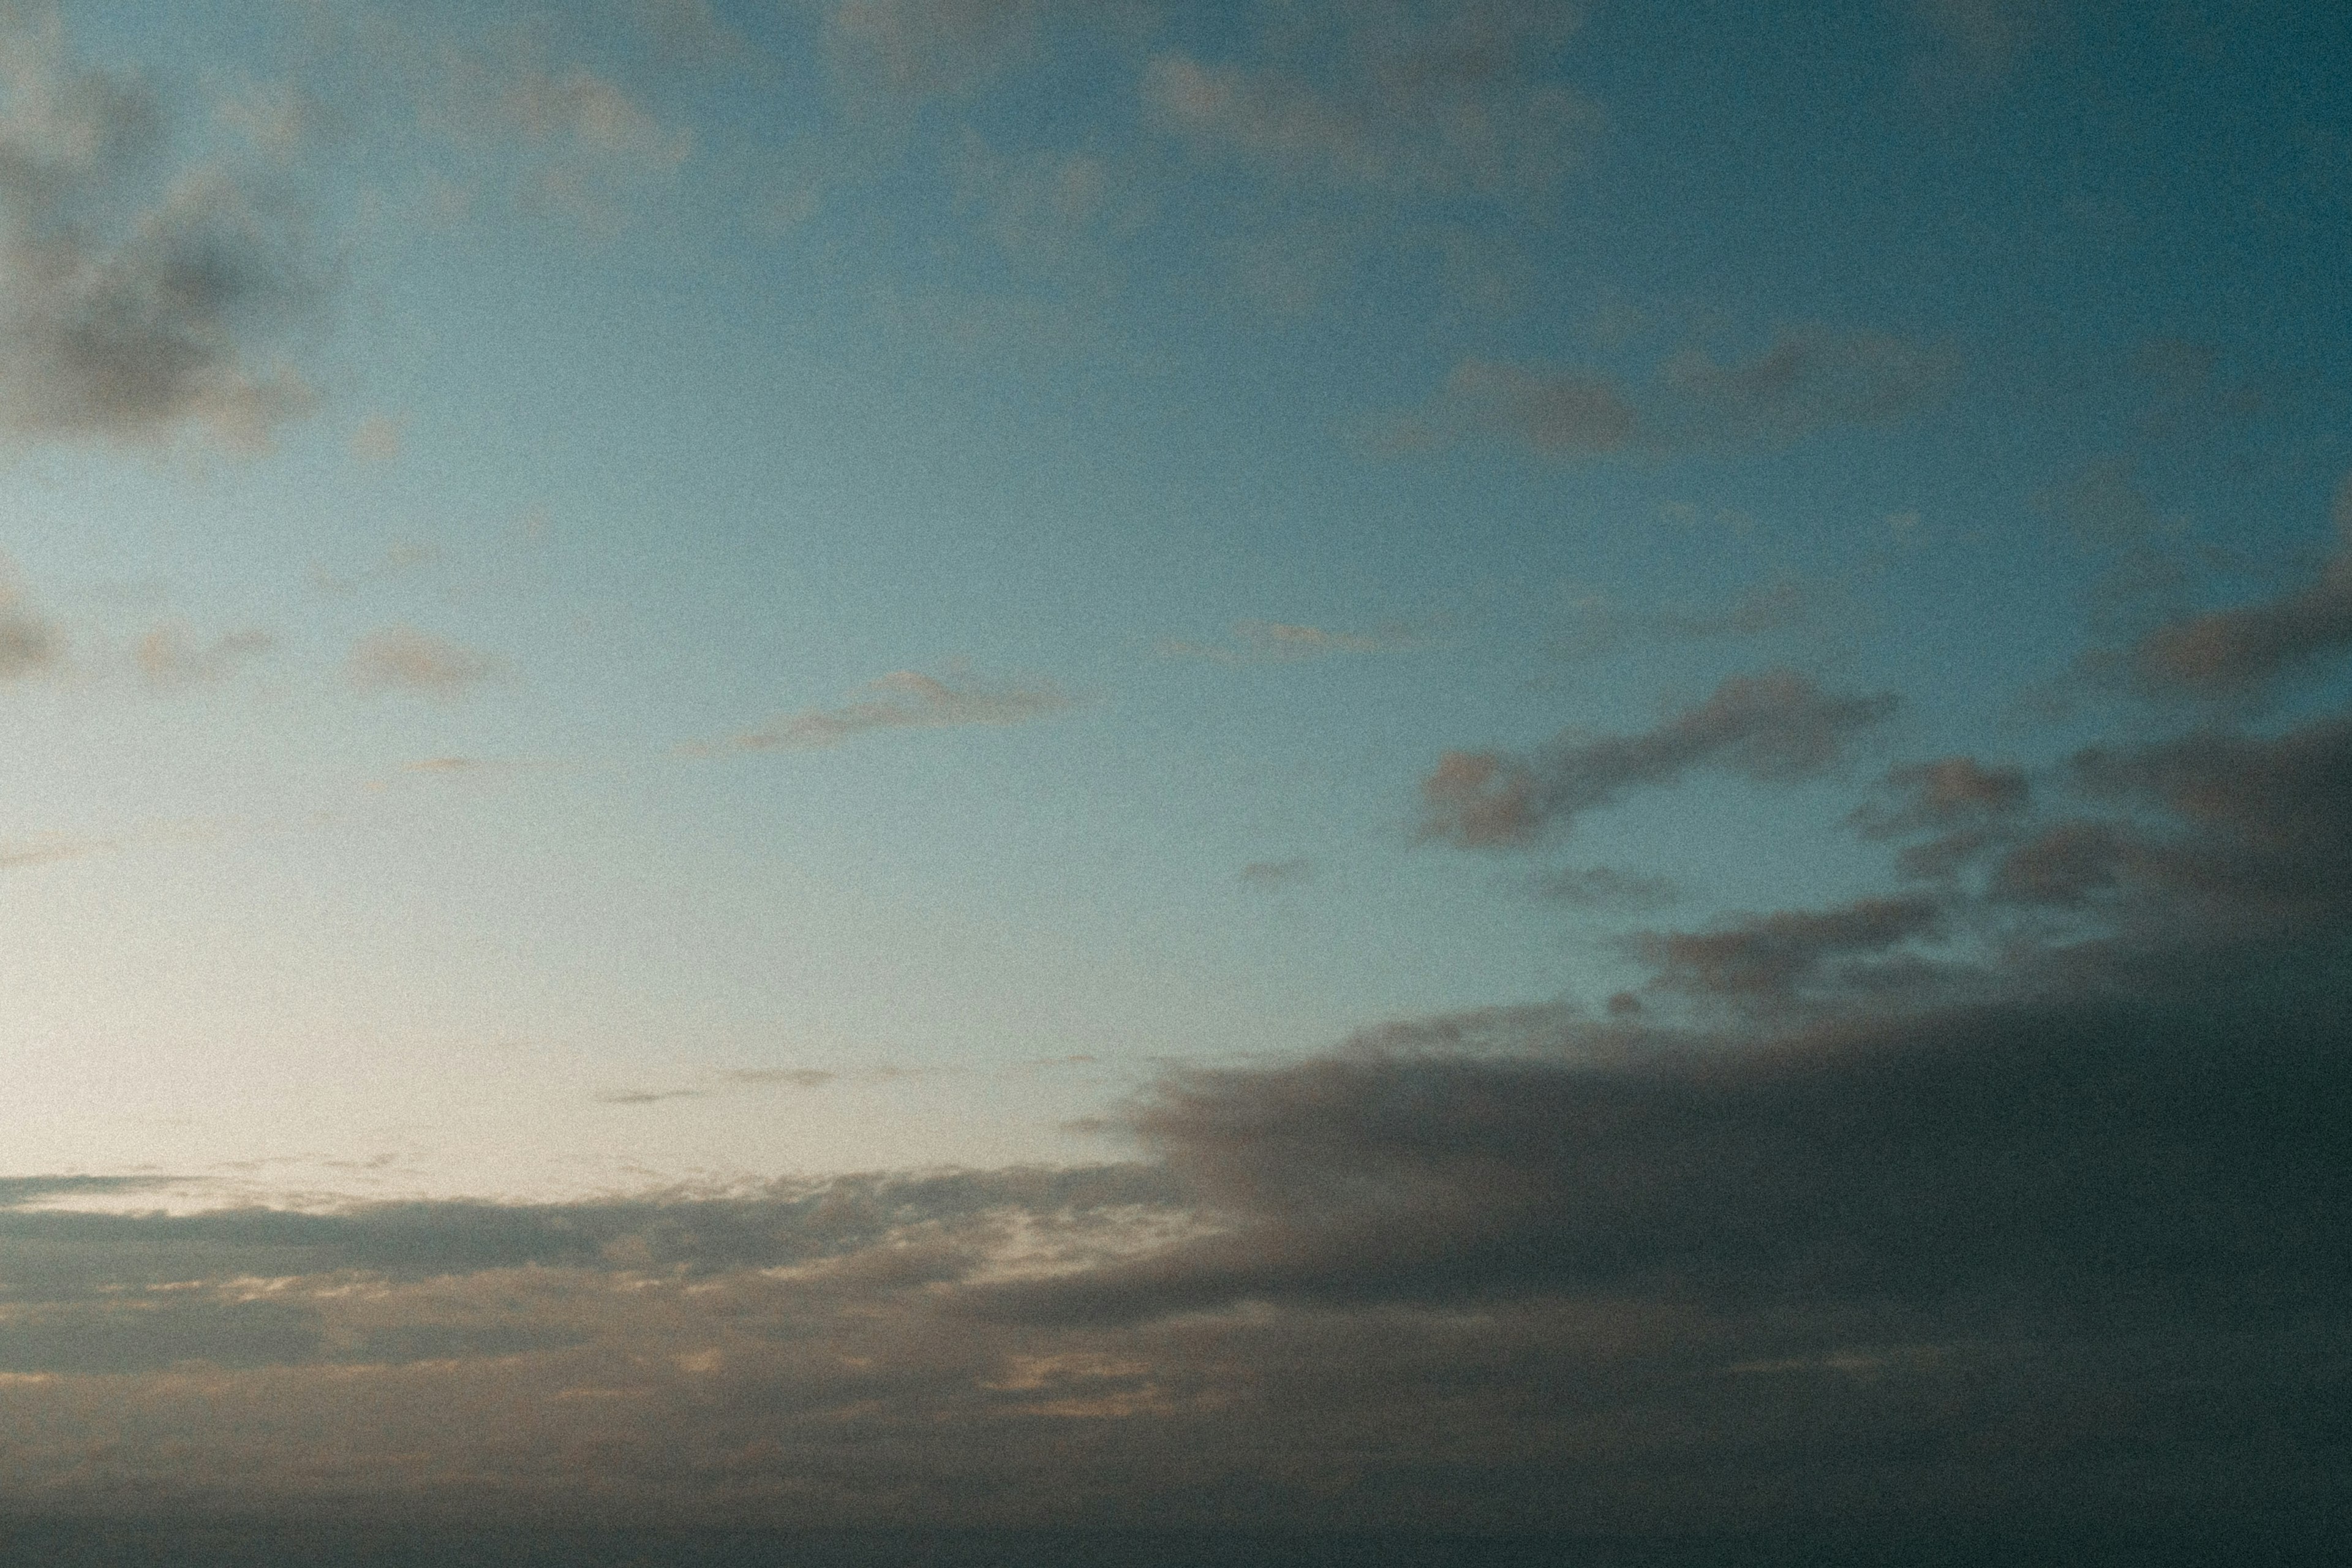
xmin=1 ymin=0 xmax=2349 ymax=1551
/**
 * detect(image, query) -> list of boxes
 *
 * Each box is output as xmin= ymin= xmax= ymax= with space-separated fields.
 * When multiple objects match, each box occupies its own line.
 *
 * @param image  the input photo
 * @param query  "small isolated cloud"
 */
xmin=1238 ymin=857 xmax=1313 ymax=888
xmin=0 ymin=569 xmax=64 ymax=680
xmin=134 ymin=622 xmax=271 ymax=689
xmin=1158 ymin=619 xmax=1415 ymax=665
xmin=722 ymin=1068 xmax=837 ymax=1090
xmin=692 ymin=668 xmax=1072 ymax=755
xmin=2128 ymin=475 xmax=2352 ymax=699
xmin=594 ymin=1088 xmax=705 ymax=1106
xmin=1392 ymin=328 xmax=1951 ymax=460
xmin=347 ymin=625 xmax=502 ymax=698
xmin=0 ymin=832 xmax=116 ymax=872
xmin=1912 ymin=0 xmax=2058 ymax=77
xmin=1422 ymin=670 xmax=1898 ymax=848
xmin=0 ymin=10 xmax=325 ymax=449
xmin=349 ymin=412 xmax=405 ymax=462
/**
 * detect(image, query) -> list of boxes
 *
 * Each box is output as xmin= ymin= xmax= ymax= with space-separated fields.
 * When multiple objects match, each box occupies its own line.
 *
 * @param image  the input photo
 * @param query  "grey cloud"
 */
xmin=0 ymin=12 xmax=325 ymax=447
xmin=1420 ymin=671 xmax=1898 ymax=848
xmin=347 ymin=625 xmax=502 ymax=697
xmin=1634 ymin=894 xmax=1947 ymax=1005
xmin=1238 ymin=857 xmax=1313 ymax=886
xmin=1403 ymin=329 xmax=1952 ymax=460
xmin=695 ymin=668 xmax=1072 ymax=754
xmin=723 ymin=1068 xmax=838 ymax=1089
xmin=1911 ymin=0 xmax=2060 ymax=76
xmin=2129 ymin=479 xmax=2352 ymax=698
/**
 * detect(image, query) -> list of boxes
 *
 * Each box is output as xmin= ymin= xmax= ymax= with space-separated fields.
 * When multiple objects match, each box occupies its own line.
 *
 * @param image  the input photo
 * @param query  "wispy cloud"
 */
xmin=1421 ymin=670 xmax=1898 ymax=848
xmin=1387 ymin=328 xmax=1954 ymax=459
xmin=133 ymin=622 xmax=272 ymax=690
xmin=347 ymin=625 xmax=503 ymax=698
xmin=688 ymin=668 xmax=1072 ymax=755
xmin=1157 ymin=619 xmax=1420 ymax=665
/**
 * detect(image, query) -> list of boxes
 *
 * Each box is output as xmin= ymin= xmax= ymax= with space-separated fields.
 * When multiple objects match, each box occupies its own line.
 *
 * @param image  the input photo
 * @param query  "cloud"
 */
xmin=346 ymin=625 xmax=502 ymax=698
xmin=1238 ymin=857 xmax=1313 ymax=887
xmin=0 ymin=6 xmax=325 ymax=448
xmin=0 ymin=832 xmax=118 ymax=872
xmin=0 ymin=566 xmax=64 ymax=679
xmin=1157 ymin=619 xmax=1415 ymax=665
xmin=1394 ymin=329 xmax=1952 ymax=459
xmin=349 ymin=411 xmax=404 ymax=462
xmin=1910 ymin=0 xmax=2059 ymax=77
xmin=1420 ymin=671 xmax=1898 ymax=848
xmin=2128 ymin=475 xmax=2352 ymax=698
xmin=134 ymin=621 xmax=271 ymax=689
xmin=823 ymin=0 xmax=1060 ymax=100
xmin=693 ymin=668 xmax=1072 ymax=754
xmin=1140 ymin=4 xmax=1600 ymax=206
xmin=1528 ymin=865 xmax=1677 ymax=910
xmin=1634 ymin=894 xmax=1947 ymax=1006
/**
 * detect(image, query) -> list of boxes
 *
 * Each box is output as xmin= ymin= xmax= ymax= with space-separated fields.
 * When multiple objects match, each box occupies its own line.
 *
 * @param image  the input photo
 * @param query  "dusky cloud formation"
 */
xmin=0 ymin=4 xmax=325 ymax=447
xmin=696 ymin=668 xmax=1072 ymax=754
xmin=1420 ymin=669 xmax=1896 ymax=847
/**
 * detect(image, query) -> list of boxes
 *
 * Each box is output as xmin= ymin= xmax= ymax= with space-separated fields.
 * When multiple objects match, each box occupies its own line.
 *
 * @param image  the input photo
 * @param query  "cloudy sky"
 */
xmin=1 ymin=0 xmax=2348 ymax=1551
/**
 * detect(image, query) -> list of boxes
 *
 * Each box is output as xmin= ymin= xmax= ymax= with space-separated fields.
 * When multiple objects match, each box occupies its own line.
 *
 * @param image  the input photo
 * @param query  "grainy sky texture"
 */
xmin=1 ymin=0 xmax=2348 ymax=1553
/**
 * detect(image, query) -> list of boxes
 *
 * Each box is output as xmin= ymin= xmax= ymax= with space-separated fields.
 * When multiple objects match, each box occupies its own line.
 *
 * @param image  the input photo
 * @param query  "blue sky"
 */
xmin=1 ymin=0 xmax=2350 ymax=1539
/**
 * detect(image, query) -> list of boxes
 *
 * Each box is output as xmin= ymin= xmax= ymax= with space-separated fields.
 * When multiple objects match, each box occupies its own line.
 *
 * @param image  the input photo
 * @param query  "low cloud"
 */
xmin=692 ymin=668 xmax=1072 ymax=755
xmin=1421 ymin=670 xmax=1898 ymax=848
xmin=1529 ymin=865 xmax=1677 ymax=910
xmin=347 ymin=625 xmax=502 ymax=698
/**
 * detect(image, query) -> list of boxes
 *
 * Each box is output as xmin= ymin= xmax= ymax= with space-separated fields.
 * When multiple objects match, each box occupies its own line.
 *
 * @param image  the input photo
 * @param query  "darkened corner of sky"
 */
xmin=0 ymin=0 xmax=2349 ymax=1557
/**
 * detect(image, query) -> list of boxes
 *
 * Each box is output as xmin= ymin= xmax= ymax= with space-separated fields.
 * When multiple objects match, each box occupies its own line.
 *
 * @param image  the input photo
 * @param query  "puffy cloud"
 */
xmin=346 ymin=625 xmax=502 ymax=697
xmin=0 ymin=6 xmax=324 ymax=448
xmin=692 ymin=668 xmax=1072 ymax=754
xmin=1420 ymin=671 xmax=1898 ymax=848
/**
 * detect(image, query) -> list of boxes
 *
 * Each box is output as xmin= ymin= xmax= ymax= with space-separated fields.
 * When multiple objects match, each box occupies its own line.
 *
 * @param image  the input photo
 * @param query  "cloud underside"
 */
xmin=7 ymin=677 xmax=2348 ymax=1531
xmin=1421 ymin=669 xmax=1897 ymax=846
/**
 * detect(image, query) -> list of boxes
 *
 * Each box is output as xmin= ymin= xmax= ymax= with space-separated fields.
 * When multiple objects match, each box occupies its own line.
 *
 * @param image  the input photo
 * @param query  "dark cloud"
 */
xmin=1420 ymin=671 xmax=1897 ymax=848
xmin=1633 ymin=894 xmax=1947 ymax=1005
xmin=1398 ymin=329 xmax=1951 ymax=460
xmin=2128 ymin=478 xmax=2352 ymax=698
xmin=0 ymin=9 xmax=326 ymax=447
